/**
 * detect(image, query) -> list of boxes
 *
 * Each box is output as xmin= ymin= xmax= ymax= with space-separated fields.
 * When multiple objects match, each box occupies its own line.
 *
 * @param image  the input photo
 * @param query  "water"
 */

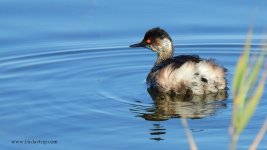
xmin=1 ymin=0 xmax=267 ymax=149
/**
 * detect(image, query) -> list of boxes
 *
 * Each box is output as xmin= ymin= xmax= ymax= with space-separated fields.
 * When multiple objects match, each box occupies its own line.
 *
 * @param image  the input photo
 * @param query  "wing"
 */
xmin=151 ymin=55 xmax=201 ymax=73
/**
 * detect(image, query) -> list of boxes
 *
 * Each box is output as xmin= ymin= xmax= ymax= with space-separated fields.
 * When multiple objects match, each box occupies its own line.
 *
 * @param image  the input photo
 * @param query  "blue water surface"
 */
xmin=0 ymin=0 xmax=267 ymax=149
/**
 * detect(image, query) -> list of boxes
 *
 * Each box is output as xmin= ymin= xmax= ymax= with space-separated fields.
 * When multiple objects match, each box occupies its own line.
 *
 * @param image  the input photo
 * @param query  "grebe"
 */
xmin=130 ymin=27 xmax=227 ymax=95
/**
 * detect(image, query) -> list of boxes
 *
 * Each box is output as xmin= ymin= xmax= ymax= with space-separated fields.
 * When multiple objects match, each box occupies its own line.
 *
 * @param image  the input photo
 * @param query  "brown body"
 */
xmin=130 ymin=27 xmax=227 ymax=95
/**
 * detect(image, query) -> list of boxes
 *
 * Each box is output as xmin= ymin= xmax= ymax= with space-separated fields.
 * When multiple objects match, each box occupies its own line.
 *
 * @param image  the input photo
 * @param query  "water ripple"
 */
xmin=0 ymin=43 xmax=244 ymax=122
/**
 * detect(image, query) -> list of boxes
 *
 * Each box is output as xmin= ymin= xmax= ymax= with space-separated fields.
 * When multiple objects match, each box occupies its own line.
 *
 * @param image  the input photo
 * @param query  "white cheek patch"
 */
xmin=159 ymin=38 xmax=172 ymax=53
xmin=150 ymin=45 xmax=158 ymax=52
xmin=150 ymin=38 xmax=173 ymax=54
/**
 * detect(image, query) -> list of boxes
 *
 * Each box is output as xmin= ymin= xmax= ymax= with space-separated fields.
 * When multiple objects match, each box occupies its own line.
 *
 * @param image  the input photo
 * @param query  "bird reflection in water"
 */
xmin=150 ymin=124 xmax=166 ymax=141
xmin=143 ymin=87 xmax=228 ymax=121
xmin=131 ymin=88 xmax=228 ymax=141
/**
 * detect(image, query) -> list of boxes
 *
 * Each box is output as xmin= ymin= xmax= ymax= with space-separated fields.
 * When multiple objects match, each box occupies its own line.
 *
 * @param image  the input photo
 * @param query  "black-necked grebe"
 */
xmin=130 ymin=27 xmax=227 ymax=95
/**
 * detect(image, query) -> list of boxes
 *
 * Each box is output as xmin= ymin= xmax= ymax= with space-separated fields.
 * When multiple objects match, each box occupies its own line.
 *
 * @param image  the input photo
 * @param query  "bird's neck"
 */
xmin=154 ymin=44 xmax=174 ymax=66
xmin=152 ymin=38 xmax=174 ymax=67
xmin=154 ymin=52 xmax=173 ymax=66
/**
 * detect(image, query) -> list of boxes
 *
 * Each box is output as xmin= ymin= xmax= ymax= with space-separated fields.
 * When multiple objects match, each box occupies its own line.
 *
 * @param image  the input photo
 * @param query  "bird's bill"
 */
xmin=129 ymin=42 xmax=145 ymax=48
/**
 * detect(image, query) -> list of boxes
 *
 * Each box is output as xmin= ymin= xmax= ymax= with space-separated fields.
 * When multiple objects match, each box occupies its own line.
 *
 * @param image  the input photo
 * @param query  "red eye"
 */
xmin=146 ymin=39 xmax=151 ymax=44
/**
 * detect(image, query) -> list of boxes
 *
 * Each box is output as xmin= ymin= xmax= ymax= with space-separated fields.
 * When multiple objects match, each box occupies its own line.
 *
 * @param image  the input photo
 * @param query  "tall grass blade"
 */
xmin=231 ymin=29 xmax=267 ymax=149
xmin=236 ymin=75 xmax=266 ymax=134
xmin=232 ymin=29 xmax=253 ymax=97
xmin=181 ymin=119 xmax=198 ymax=150
xmin=249 ymin=116 xmax=267 ymax=150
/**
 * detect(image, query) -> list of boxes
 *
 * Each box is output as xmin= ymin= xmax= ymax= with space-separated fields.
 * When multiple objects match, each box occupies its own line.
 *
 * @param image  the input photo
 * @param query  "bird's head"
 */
xmin=130 ymin=27 xmax=174 ymax=55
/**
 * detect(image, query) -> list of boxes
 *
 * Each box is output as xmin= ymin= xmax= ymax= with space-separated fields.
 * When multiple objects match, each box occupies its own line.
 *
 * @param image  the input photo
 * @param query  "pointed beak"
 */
xmin=129 ymin=42 xmax=145 ymax=48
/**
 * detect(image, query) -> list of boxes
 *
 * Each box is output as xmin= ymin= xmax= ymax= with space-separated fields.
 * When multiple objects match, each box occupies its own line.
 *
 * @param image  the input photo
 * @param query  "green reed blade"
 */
xmin=236 ymin=76 xmax=266 ymax=134
xmin=246 ymin=50 xmax=266 ymax=95
xmin=232 ymin=29 xmax=252 ymax=99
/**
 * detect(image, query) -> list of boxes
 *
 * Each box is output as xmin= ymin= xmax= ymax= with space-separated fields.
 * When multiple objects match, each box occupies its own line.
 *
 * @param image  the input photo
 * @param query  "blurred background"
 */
xmin=0 ymin=0 xmax=267 ymax=150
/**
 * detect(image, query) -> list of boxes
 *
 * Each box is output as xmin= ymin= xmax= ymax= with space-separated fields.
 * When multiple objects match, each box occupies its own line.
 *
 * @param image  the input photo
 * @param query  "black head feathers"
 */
xmin=143 ymin=27 xmax=172 ymax=42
